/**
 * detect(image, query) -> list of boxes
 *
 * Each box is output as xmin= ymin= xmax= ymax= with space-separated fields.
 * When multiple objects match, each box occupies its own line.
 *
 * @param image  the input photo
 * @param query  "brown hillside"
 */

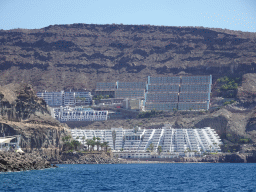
xmin=0 ymin=24 xmax=256 ymax=92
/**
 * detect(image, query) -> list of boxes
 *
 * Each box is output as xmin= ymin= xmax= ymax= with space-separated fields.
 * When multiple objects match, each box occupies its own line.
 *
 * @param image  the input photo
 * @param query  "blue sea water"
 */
xmin=0 ymin=163 xmax=256 ymax=192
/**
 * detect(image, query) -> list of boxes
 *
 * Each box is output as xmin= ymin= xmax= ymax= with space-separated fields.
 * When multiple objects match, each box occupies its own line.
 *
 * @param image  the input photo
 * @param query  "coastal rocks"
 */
xmin=58 ymin=152 xmax=120 ymax=164
xmin=0 ymin=151 xmax=52 ymax=172
xmin=183 ymin=153 xmax=248 ymax=163
xmin=219 ymin=153 xmax=247 ymax=163
xmin=201 ymin=155 xmax=220 ymax=163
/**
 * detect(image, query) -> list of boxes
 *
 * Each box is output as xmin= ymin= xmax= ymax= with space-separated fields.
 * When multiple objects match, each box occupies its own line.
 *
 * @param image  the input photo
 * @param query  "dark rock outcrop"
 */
xmin=0 ymin=151 xmax=53 ymax=172
xmin=182 ymin=153 xmax=248 ymax=163
xmin=56 ymin=152 xmax=120 ymax=164
xmin=0 ymin=84 xmax=70 ymax=159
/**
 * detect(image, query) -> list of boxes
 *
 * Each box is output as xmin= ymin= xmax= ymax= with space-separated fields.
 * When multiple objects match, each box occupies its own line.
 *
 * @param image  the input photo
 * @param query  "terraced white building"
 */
xmin=52 ymin=106 xmax=108 ymax=121
xmin=71 ymin=125 xmax=222 ymax=157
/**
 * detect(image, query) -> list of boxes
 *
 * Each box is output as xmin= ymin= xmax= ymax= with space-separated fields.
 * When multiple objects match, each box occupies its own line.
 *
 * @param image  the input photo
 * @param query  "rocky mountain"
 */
xmin=1 ymin=23 xmax=256 ymax=152
xmin=0 ymin=83 xmax=69 ymax=158
xmin=0 ymin=24 xmax=256 ymax=92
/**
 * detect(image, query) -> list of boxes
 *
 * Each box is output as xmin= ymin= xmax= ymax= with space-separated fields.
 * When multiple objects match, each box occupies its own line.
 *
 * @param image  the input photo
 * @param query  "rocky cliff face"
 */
xmin=0 ymin=83 xmax=49 ymax=121
xmin=237 ymin=73 xmax=256 ymax=104
xmin=0 ymin=84 xmax=70 ymax=157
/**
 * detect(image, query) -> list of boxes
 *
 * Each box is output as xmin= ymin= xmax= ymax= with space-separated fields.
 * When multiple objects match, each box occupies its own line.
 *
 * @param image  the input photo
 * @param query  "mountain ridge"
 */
xmin=0 ymin=23 xmax=256 ymax=92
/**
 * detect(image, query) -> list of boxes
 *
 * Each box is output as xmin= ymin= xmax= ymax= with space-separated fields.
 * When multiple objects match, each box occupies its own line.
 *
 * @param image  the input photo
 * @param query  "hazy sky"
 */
xmin=0 ymin=0 xmax=256 ymax=32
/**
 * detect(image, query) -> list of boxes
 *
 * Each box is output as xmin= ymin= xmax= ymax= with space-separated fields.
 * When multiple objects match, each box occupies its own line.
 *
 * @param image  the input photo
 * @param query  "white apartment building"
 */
xmin=71 ymin=125 xmax=222 ymax=157
xmin=37 ymin=91 xmax=92 ymax=107
xmin=52 ymin=106 xmax=108 ymax=121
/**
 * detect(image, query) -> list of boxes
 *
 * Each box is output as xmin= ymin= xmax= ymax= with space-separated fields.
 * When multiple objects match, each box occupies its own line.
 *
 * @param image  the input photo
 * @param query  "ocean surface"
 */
xmin=0 ymin=163 xmax=256 ymax=192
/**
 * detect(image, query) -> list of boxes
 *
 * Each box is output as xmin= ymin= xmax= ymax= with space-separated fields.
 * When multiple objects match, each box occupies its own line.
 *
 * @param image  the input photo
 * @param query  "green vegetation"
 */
xmin=95 ymin=137 xmax=101 ymax=151
xmin=134 ymin=126 xmax=139 ymax=133
xmin=199 ymin=110 xmax=206 ymax=114
xmin=157 ymin=146 xmax=162 ymax=155
xmin=172 ymin=108 xmax=178 ymax=112
xmin=82 ymin=136 xmax=85 ymax=144
xmin=93 ymin=95 xmax=113 ymax=100
xmin=112 ymin=130 xmax=116 ymax=148
xmin=239 ymin=138 xmax=251 ymax=144
xmin=223 ymin=100 xmax=235 ymax=105
xmin=149 ymin=143 xmax=154 ymax=152
xmin=85 ymin=137 xmax=109 ymax=152
xmin=75 ymin=97 xmax=88 ymax=101
xmin=217 ymin=76 xmax=241 ymax=90
xmin=62 ymin=135 xmax=81 ymax=151
xmin=62 ymin=135 xmax=71 ymax=143
xmin=138 ymin=109 xmax=163 ymax=118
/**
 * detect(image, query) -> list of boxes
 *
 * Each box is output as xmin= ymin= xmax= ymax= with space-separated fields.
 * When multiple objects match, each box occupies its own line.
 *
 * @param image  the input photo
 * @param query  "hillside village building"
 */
xmin=51 ymin=106 xmax=108 ymax=121
xmin=36 ymin=91 xmax=92 ymax=107
xmin=95 ymin=75 xmax=212 ymax=111
xmin=71 ymin=125 xmax=222 ymax=158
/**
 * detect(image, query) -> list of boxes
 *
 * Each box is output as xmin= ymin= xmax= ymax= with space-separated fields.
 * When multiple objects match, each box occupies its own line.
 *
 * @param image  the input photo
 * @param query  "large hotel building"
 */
xmin=95 ymin=75 xmax=212 ymax=111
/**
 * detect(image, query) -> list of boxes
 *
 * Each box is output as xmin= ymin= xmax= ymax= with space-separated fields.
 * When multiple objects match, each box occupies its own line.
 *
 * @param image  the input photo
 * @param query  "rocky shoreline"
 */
xmin=53 ymin=152 xmax=120 ymax=164
xmin=183 ymin=153 xmax=249 ymax=163
xmin=52 ymin=152 xmax=256 ymax=164
xmin=0 ymin=151 xmax=53 ymax=172
xmin=1 ymin=151 xmax=255 ymax=172
xmin=123 ymin=153 xmax=256 ymax=164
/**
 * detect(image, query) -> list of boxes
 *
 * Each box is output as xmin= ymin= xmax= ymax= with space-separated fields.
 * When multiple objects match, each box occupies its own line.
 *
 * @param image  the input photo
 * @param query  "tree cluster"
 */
xmin=85 ymin=136 xmax=109 ymax=152
xmin=93 ymin=95 xmax=113 ymax=100
xmin=62 ymin=135 xmax=81 ymax=151
xmin=217 ymin=76 xmax=241 ymax=90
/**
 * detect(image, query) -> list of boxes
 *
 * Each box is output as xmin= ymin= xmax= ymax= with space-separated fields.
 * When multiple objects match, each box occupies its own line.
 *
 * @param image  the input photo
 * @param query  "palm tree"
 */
xmin=62 ymin=135 xmax=71 ymax=143
xmin=66 ymin=135 xmax=71 ymax=142
xmin=71 ymin=140 xmax=80 ymax=151
xmin=100 ymin=143 xmax=105 ymax=151
xmin=157 ymin=146 xmax=162 ymax=155
xmin=96 ymin=141 xmax=101 ymax=151
xmin=149 ymin=143 xmax=154 ymax=152
xmin=96 ymin=137 xmax=101 ymax=151
xmin=86 ymin=139 xmax=91 ymax=151
xmin=82 ymin=136 xmax=85 ymax=145
xmin=209 ymin=145 xmax=212 ymax=153
xmin=96 ymin=137 xmax=101 ymax=141
xmin=103 ymin=141 xmax=109 ymax=152
xmin=91 ymin=139 xmax=96 ymax=151
xmin=112 ymin=131 xmax=116 ymax=149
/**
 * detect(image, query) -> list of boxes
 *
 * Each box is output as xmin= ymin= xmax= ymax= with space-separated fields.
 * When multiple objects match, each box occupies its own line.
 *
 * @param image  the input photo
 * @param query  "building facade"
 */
xmin=95 ymin=75 xmax=212 ymax=111
xmin=144 ymin=75 xmax=212 ymax=111
xmin=37 ymin=91 xmax=92 ymax=107
xmin=51 ymin=106 xmax=108 ymax=121
xmin=71 ymin=125 xmax=222 ymax=157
